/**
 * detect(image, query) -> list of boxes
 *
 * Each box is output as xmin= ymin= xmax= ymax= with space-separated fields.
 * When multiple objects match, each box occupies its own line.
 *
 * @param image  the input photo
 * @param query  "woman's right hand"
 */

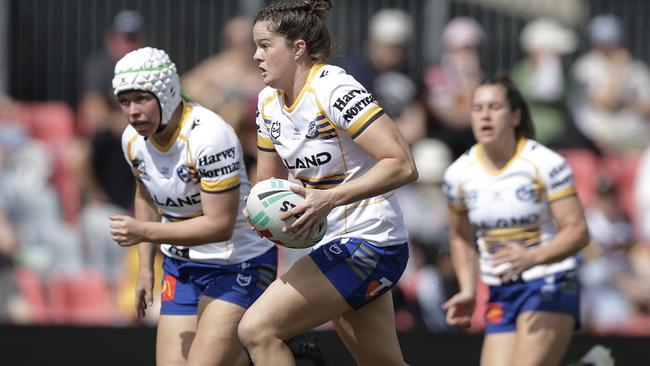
xmin=135 ymin=267 xmax=154 ymax=319
xmin=442 ymin=291 xmax=476 ymax=329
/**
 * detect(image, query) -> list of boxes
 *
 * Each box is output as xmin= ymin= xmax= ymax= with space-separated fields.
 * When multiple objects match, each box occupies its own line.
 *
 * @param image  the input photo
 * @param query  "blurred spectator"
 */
xmin=68 ymin=97 xmax=132 ymax=287
xmin=635 ymin=145 xmax=650 ymax=241
xmin=580 ymin=178 xmax=641 ymax=331
xmin=570 ymin=14 xmax=650 ymax=154
xmin=422 ymin=17 xmax=484 ymax=158
xmin=0 ymin=121 xmax=83 ymax=279
xmin=343 ymin=9 xmax=419 ymax=121
xmin=397 ymin=139 xmax=456 ymax=332
xmin=78 ymin=10 xmax=145 ymax=136
xmin=182 ymin=16 xmax=263 ymax=156
xmin=512 ymin=18 xmax=592 ymax=150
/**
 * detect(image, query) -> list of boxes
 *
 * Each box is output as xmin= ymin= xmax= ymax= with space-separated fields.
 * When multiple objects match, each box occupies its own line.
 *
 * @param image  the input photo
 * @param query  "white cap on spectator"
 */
xmin=369 ymin=9 xmax=414 ymax=45
xmin=412 ymin=138 xmax=452 ymax=184
xmin=442 ymin=17 xmax=484 ymax=49
xmin=588 ymin=14 xmax=623 ymax=46
xmin=520 ymin=18 xmax=577 ymax=55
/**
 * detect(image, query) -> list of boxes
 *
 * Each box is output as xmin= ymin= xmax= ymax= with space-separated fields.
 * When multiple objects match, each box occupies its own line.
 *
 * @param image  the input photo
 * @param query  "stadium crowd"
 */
xmin=0 ymin=6 xmax=649 ymax=339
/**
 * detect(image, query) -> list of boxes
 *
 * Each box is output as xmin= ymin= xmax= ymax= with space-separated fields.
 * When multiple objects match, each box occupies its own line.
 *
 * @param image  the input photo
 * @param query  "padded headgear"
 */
xmin=112 ymin=47 xmax=180 ymax=129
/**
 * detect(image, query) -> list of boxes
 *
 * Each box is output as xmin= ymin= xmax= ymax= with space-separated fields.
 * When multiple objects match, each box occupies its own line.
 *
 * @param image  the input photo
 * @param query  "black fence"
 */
xmin=1 ymin=326 xmax=649 ymax=365
xmin=8 ymin=0 xmax=650 ymax=108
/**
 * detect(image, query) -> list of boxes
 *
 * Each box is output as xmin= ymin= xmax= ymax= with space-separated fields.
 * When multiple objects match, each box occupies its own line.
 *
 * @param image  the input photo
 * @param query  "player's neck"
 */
xmin=151 ymin=104 xmax=183 ymax=146
xmin=283 ymin=62 xmax=313 ymax=107
xmin=481 ymin=137 xmax=518 ymax=170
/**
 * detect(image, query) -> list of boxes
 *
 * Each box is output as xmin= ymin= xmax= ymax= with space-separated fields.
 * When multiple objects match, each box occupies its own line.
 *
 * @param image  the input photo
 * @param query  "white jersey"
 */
xmin=122 ymin=100 xmax=273 ymax=264
xmin=443 ymin=139 xmax=578 ymax=285
xmin=256 ymin=63 xmax=407 ymax=247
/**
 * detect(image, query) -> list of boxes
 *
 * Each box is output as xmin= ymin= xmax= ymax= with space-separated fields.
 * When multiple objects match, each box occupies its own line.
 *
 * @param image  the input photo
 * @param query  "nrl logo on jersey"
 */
xmin=131 ymin=157 xmax=149 ymax=180
xmin=271 ymin=121 xmax=281 ymax=139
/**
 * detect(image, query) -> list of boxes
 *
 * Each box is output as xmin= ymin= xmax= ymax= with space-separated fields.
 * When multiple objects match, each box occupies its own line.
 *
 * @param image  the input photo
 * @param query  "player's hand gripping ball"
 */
xmin=246 ymin=178 xmax=327 ymax=249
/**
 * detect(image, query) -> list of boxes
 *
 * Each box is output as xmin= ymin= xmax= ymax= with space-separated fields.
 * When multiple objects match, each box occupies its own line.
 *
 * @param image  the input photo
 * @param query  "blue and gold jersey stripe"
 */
xmin=345 ymin=105 xmax=384 ymax=139
xmin=481 ymin=225 xmax=541 ymax=254
xmin=296 ymin=173 xmax=346 ymax=189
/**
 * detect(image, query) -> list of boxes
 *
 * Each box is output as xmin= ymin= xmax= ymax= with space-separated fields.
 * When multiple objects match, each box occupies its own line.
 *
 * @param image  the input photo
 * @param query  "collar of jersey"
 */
xmin=149 ymin=100 xmax=192 ymax=152
xmin=280 ymin=63 xmax=325 ymax=113
xmin=476 ymin=137 xmax=527 ymax=176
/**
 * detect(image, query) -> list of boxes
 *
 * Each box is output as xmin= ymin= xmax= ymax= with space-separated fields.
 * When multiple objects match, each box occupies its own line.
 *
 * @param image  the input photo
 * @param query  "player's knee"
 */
xmin=238 ymin=311 xmax=270 ymax=348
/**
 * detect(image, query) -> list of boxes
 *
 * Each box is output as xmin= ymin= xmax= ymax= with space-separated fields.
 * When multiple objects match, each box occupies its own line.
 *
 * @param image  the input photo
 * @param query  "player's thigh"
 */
xmin=332 ymin=291 xmax=405 ymax=366
xmin=481 ymin=332 xmax=517 ymax=366
xmin=187 ymin=296 xmax=248 ymax=366
xmin=157 ymin=314 xmax=198 ymax=366
xmin=240 ymin=254 xmax=351 ymax=341
xmin=513 ymin=311 xmax=574 ymax=366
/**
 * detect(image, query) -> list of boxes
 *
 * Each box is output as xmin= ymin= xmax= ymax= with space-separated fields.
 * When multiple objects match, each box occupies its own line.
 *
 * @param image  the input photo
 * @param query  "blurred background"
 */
xmin=1 ymin=0 xmax=650 ymax=364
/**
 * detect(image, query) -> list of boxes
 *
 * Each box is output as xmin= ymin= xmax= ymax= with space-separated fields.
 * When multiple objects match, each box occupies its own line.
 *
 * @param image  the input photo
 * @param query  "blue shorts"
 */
xmin=484 ymin=270 xmax=580 ymax=334
xmin=160 ymin=246 xmax=277 ymax=315
xmin=309 ymin=238 xmax=408 ymax=309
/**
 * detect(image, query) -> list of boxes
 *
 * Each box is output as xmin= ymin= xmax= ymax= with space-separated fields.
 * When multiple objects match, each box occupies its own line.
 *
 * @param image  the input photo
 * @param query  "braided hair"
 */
xmin=255 ymin=0 xmax=333 ymax=62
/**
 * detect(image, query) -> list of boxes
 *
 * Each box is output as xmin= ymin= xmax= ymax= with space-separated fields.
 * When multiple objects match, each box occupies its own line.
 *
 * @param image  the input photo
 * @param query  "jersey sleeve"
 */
xmin=256 ymin=91 xmax=276 ymax=152
xmin=192 ymin=120 xmax=242 ymax=194
xmin=442 ymin=161 xmax=468 ymax=213
xmin=319 ymin=72 xmax=385 ymax=139
xmin=536 ymin=146 xmax=577 ymax=203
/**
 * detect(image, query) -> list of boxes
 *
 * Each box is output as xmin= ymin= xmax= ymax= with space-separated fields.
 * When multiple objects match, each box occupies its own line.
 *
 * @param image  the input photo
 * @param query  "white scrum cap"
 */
xmin=112 ymin=47 xmax=181 ymax=128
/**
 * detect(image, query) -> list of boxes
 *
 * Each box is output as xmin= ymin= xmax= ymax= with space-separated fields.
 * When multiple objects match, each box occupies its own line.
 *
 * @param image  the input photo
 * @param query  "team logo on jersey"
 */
xmin=131 ymin=157 xmax=149 ymax=181
xmin=516 ymin=184 xmax=536 ymax=201
xmin=271 ymin=121 xmax=281 ymax=139
xmin=305 ymin=121 xmax=319 ymax=139
xmin=177 ymin=164 xmax=198 ymax=184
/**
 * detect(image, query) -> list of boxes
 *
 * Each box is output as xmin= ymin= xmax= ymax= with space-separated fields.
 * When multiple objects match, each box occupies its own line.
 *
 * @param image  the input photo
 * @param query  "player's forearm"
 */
xmin=529 ymin=221 xmax=589 ymax=266
xmin=137 ymin=242 xmax=157 ymax=271
xmin=329 ymin=157 xmax=417 ymax=207
xmin=141 ymin=216 xmax=235 ymax=246
xmin=450 ymin=237 xmax=478 ymax=294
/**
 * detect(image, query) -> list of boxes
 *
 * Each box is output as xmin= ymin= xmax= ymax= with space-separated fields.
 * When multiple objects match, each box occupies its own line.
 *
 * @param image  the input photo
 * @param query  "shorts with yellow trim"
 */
xmin=160 ymin=246 xmax=277 ymax=315
xmin=309 ymin=238 xmax=408 ymax=309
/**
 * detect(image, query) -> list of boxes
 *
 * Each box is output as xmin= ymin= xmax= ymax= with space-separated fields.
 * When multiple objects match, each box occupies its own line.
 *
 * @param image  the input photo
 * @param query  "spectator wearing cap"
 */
xmin=570 ymin=14 xmax=650 ymax=154
xmin=422 ymin=17 xmax=485 ymax=158
xmin=511 ymin=18 xmax=592 ymax=150
xmin=78 ymin=10 xmax=146 ymax=136
xmin=342 ymin=9 xmax=418 ymax=119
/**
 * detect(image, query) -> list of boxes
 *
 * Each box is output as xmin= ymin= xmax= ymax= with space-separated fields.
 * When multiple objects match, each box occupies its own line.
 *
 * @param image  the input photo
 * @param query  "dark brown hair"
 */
xmin=477 ymin=73 xmax=535 ymax=139
xmin=255 ymin=0 xmax=332 ymax=62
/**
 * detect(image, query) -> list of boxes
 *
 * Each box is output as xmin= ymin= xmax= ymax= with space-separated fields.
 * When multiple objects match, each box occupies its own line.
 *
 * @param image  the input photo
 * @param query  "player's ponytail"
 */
xmin=255 ymin=0 xmax=333 ymax=62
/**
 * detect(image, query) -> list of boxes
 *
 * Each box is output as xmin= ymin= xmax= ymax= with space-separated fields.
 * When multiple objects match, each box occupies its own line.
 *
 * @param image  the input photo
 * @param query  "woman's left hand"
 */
xmin=492 ymin=241 xmax=535 ymax=282
xmin=109 ymin=215 xmax=147 ymax=246
xmin=281 ymin=184 xmax=334 ymax=242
